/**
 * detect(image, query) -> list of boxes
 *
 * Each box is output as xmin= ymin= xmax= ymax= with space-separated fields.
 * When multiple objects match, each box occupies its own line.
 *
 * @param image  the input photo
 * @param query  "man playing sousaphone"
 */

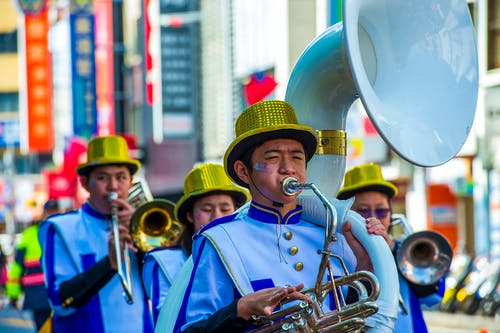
xmin=38 ymin=135 xmax=154 ymax=333
xmin=167 ymin=100 xmax=396 ymax=332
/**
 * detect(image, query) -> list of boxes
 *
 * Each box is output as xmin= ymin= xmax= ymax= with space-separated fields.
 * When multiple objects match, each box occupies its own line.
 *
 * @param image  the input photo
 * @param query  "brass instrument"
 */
xmin=109 ymin=181 xmax=183 ymax=305
xmin=391 ymin=214 xmax=453 ymax=286
xmin=246 ymin=177 xmax=381 ymax=333
xmin=128 ymin=180 xmax=184 ymax=252
xmin=109 ymin=192 xmax=134 ymax=304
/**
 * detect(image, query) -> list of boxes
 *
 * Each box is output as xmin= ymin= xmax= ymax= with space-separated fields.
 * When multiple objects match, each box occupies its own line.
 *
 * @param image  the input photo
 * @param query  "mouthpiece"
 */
xmin=109 ymin=192 xmax=118 ymax=201
xmin=281 ymin=177 xmax=300 ymax=196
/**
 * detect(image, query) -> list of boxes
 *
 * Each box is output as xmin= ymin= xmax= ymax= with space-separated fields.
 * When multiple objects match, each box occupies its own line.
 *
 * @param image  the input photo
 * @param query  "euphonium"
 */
xmin=128 ymin=180 xmax=184 ymax=252
xmin=246 ymin=177 xmax=381 ymax=333
xmin=391 ymin=214 xmax=453 ymax=286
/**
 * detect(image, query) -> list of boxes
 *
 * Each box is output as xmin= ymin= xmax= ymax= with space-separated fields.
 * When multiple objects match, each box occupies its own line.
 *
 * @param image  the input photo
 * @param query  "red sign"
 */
xmin=44 ymin=169 xmax=78 ymax=199
xmin=144 ymin=0 xmax=155 ymax=105
xmin=23 ymin=5 xmax=53 ymax=152
xmin=95 ymin=0 xmax=115 ymax=135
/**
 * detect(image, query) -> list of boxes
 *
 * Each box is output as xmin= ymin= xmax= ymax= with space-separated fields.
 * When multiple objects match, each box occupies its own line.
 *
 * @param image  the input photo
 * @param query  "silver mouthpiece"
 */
xmin=282 ymin=177 xmax=300 ymax=196
xmin=109 ymin=192 xmax=118 ymax=201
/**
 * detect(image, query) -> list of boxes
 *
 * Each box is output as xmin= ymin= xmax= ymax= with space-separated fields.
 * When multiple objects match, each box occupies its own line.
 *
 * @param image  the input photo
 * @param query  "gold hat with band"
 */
xmin=76 ymin=135 xmax=141 ymax=176
xmin=337 ymin=163 xmax=398 ymax=200
xmin=175 ymin=163 xmax=250 ymax=225
xmin=224 ymin=100 xmax=318 ymax=187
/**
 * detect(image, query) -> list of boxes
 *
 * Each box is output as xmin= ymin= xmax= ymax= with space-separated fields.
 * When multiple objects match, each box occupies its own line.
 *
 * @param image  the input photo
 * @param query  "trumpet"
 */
xmin=390 ymin=214 xmax=453 ymax=286
xmin=109 ymin=192 xmax=134 ymax=304
xmin=246 ymin=177 xmax=380 ymax=332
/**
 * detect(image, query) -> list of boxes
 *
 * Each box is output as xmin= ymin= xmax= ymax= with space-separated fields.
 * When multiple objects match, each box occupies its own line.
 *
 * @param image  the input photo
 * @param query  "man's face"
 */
xmin=80 ymin=165 xmax=133 ymax=214
xmin=187 ymin=193 xmax=236 ymax=231
xmin=236 ymin=138 xmax=307 ymax=206
xmin=351 ymin=191 xmax=392 ymax=231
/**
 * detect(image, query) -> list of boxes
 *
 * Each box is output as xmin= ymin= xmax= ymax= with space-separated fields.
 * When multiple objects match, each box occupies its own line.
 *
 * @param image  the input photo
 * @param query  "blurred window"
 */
xmin=488 ymin=0 xmax=500 ymax=70
xmin=0 ymin=30 xmax=17 ymax=53
xmin=0 ymin=92 xmax=19 ymax=112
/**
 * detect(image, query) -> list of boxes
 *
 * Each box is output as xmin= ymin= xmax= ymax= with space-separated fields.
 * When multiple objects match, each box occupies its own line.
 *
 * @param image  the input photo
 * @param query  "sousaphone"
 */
xmin=286 ymin=0 xmax=478 ymax=196
xmin=285 ymin=0 xmax=478 ymax=330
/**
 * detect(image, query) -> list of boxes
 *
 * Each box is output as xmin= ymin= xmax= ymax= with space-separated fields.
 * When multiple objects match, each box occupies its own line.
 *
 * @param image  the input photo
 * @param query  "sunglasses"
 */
xmin=355 ymin=208 xmax=391 ymax=219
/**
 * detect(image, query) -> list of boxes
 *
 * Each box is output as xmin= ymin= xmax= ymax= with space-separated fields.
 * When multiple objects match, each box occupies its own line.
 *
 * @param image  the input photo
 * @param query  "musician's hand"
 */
xmin=109 ymin=197 xmax=134 ymax=229
xmin=236 ymin=284 xmax=312 ymax=320
xmin=365 ymin=217 xmax=391 ymax=247
xmin=342 ymin=221 xmax=373 ymax=272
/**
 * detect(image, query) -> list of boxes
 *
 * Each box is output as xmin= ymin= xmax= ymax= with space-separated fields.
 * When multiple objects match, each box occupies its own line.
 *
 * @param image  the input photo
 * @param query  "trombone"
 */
xmin=128 ymin=180 xmax=184 ymax=252
xmin=109 ymin=192 xmax=134 ymax=304
xmin=110 ymin=180 xmax=184 ymax=305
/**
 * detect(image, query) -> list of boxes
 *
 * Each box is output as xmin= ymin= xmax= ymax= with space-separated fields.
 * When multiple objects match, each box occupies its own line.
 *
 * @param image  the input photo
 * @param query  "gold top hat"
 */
xmin=337 ymin=163 xmax=398 ymax=200
xmin=175 ymin=163 xmax=250 ymax=225
xmin=76 ymin=135 xmax=141 ymax=176
xmin=224 ymin=100 xmax=318 ymax=187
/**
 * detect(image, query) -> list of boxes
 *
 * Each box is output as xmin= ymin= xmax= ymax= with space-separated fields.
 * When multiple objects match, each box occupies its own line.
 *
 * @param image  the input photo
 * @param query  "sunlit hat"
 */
xmin=76 ymin=135 xmax=141 ymax=176
xmin=337 ymin=163 xmax=398 ymax=200
xmin=175 ymin=163 xmax=250 ymax=224
xmin=224 ymin=100 xmax=318 ymax=187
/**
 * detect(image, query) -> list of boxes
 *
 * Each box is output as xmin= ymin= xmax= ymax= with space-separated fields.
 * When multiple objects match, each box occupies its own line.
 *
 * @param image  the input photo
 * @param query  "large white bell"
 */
xmin=286 ymin=0 xmax=478 ymax=197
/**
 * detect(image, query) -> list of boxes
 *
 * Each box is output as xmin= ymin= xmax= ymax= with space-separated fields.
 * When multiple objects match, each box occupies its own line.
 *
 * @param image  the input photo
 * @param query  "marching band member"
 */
xmin=338 ymin=162 xmax=444 ymax=333
xmin=167 ymin=100 xmax=395 ymax=333
xmin=38 ymin=135 xmax=154 ymax=333
xmin=142 ymin=163 xmax=249 ymax=322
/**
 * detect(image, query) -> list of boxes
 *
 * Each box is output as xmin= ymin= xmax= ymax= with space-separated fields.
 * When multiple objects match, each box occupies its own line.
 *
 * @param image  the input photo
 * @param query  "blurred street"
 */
xmin=425 ymin=310 xmax=500 ymax=333
xmin=1 ymin=305 xmax=499 ymax=333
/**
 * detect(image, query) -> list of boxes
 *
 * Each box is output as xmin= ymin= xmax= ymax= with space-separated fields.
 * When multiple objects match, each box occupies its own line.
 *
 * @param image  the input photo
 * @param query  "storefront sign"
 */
xmin=70 ymin=0 xmax=98 ymax=139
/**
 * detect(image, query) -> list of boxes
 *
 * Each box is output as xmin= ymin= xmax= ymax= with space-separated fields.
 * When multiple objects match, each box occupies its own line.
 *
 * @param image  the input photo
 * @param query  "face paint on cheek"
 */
xmin=253 ymin=162 xmax=268 ymax=173
xmin=89 ymin=179 xmax=97 ymax=188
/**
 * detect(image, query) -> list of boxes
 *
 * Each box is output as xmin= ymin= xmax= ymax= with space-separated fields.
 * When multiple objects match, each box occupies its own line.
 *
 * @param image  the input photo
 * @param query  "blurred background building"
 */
xmin=0 ymin=0 xmax=496 ymax=279
xmin=1 ymin=0 xmax=500 ymax=328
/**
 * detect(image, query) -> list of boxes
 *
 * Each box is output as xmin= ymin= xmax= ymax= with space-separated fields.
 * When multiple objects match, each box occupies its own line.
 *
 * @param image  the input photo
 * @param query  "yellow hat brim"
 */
xmin=224 ymin=125 xmax=317 ymax=187
xmin=337 ymin=180 xmax=398 ymax=200
xmin=76 ymin=159 xmax=141 ymax=176
xmin=175 ymin=186 xmax=250 ymax=225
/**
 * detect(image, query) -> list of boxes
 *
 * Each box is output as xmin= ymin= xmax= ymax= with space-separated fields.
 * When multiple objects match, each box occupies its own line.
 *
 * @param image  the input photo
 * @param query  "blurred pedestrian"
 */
xmin=38 ymin=135 xmax=154 ymax=333
xmin=5 ymin=199 xmax=61 ymax=330
xmin=0 ymin=245 xmax=7 ymax=292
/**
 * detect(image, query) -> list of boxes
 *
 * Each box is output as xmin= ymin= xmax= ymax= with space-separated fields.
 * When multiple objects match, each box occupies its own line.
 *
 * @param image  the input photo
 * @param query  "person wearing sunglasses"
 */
xmin=337 ymin=162 xmax=443 ymax=333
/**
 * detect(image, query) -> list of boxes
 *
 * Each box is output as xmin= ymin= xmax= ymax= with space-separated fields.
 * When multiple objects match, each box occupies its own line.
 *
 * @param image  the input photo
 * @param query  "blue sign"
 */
xmin=70 ymin=6 xmax=98 ymax=139
xmin=0 ymin=120 xmax=20 ymax=147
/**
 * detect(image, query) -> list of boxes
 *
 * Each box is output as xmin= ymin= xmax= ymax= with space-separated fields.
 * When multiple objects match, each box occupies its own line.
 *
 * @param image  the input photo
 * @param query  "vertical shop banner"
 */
xmin=70 ymin=0 xmax=98 ymax=139
xmin=427 ymin=183 xmax=459 ymax=252
xmin=144 ymin=0 xmax=155 ymax=106
xmin=94 ymin=0 xmax=115 ymax=135
xmin=20 ymin=1 xmax=54 ymax=152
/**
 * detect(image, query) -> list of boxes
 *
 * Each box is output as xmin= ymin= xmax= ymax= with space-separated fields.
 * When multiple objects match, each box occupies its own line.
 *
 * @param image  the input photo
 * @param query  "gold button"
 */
xmin=289 ymin=246 xmax=298 ymax=255
xmin=284 ymin=231 xmax=293 ymax=240
xmin=295 ymin=262 xmax=304 ymax=271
